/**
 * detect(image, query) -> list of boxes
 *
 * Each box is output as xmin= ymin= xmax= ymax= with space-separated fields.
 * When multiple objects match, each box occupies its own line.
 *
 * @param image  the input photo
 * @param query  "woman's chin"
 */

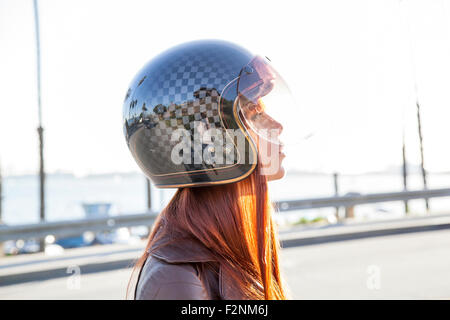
xmin=266 ymin=166 xmax=285 ymax=182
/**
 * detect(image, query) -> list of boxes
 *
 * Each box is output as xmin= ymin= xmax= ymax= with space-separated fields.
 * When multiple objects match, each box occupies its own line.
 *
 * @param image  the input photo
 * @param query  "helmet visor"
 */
xmin=236 ymin=56 xmax=312 ymax=146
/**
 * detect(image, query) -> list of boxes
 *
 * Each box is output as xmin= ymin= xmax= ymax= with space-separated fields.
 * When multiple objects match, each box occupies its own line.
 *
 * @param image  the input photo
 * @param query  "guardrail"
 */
xmin=275 ymin=188 xmax=450 ymax=211
xmin=0 ymin=212 xmax=158 ymax=242
xmin=1 ymin=187 xmax=450 ymax=243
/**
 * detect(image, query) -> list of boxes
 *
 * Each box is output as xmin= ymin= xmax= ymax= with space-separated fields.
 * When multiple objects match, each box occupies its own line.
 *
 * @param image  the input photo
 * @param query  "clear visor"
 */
xmin=236 ymin=56 xmax=313 ymax=146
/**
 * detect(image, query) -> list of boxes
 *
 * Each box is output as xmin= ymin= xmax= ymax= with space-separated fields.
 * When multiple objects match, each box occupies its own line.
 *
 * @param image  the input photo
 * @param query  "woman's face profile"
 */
xmin=244 ymin=105 xmax=286 ymax=181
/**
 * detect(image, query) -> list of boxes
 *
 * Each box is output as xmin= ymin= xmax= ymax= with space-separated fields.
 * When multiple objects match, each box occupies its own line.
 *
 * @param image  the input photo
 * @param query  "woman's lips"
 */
xmin=279 ymin=148 xmax=286 ymax=159
xmin=279 ymin=142 xmax=285 ymax=155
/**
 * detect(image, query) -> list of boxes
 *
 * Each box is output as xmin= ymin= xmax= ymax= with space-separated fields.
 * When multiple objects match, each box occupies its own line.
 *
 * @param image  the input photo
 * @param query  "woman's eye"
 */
xmin=248 ymin=103 xmax=263 ymax=113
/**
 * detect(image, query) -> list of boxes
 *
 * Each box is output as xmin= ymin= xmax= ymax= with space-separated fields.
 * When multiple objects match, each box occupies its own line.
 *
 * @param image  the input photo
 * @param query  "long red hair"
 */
xmin=127 ymin=161 xmax=288 ymax=300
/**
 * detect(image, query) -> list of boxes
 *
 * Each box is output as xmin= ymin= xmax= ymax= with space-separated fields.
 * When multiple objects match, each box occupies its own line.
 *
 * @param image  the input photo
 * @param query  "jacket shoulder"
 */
xmin=135 ymin=255 xmax=209 ymax=300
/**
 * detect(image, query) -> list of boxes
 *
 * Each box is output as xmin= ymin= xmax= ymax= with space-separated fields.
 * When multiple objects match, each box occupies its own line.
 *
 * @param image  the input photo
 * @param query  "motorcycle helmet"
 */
xmin=123 ymin=39 xmax=299 ymax=188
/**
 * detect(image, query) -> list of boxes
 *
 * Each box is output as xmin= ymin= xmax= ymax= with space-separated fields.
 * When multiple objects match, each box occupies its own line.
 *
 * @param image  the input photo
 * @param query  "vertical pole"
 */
xmin=416 ymin=101 xmax=429 ymax=212
xmin=345 ymin=206 xmax=355 ymax=219
xmin=402 ymin=133 xmax=409 ymax=214
xmin=38 ymin=127 xmax=45 ymax=222
xmin=399 ymin=0 xmax=429 ymax=213
xmin=333 ymin=172 xmax=339 ymax=219
xmin=146 ymin=178 xmax=152 ymax=212
xmin=33 ymin=0 xmax=46 ymax=251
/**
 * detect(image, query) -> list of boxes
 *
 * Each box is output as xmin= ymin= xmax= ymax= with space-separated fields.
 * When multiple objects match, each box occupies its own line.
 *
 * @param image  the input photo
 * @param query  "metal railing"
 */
xmin=0 ymin=212 xmax=158 ymax=242
xmin=1 ymin=187 xmax=450 ymax=243
xmin=275 ymin=187 xmax=450 ymax=211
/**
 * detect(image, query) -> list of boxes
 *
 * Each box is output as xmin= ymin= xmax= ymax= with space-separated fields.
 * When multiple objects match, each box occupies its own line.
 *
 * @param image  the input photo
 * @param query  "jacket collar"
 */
xmin=148 ymin=233 xmax=217 ymax=263
xmin=147 ymin=227 xmax=242 ymax=299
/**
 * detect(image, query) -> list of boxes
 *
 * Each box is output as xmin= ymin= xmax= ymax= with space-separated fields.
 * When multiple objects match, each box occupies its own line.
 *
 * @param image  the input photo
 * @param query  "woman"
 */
xmin=123 ymin=40 xmax=296 ymax=300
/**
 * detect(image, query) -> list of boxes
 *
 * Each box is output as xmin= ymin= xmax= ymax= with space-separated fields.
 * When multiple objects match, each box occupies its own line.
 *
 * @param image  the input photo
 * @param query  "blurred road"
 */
xmin=282 ymin=228 xmax=450 ymax=299
xmin=1 ymin=228 xmax=449 ymax=299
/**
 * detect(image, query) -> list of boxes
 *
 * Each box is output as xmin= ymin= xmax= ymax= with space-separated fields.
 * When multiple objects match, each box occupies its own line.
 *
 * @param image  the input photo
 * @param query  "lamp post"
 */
xmin=416 ymin=100 xmax=429 ymax=211
xmin=399 ymin=0 xmax=429 ymax=212
xmin=33 ymin=0 xmax=46 ymax=250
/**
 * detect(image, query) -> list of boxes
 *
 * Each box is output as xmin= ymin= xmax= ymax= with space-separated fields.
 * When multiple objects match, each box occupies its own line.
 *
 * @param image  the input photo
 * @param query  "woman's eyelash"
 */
xmin=248 ymin=103 xmax=263 ymax=112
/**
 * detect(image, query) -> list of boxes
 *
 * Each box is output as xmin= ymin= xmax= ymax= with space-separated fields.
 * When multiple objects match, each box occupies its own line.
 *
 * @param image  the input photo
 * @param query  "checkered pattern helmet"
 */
xmin=123 ymin=40 xmax=264 ymax=188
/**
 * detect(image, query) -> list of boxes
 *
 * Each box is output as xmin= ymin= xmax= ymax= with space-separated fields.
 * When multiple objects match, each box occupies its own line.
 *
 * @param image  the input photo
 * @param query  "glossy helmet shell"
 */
xmin=123 ymin=40 xmax=258 ymax=188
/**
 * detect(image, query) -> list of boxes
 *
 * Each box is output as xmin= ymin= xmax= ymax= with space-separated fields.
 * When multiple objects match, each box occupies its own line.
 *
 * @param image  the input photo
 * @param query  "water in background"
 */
xmin=1 ymin=171 xmax=450 ymax=225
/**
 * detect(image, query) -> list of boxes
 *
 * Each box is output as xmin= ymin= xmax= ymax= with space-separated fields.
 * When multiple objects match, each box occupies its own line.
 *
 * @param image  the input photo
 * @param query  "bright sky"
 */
xmin=1 ymin=0 xmax=450 ymax=176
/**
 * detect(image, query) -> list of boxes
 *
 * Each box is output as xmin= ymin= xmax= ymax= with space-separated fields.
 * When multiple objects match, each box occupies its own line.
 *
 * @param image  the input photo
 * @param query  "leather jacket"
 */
xmin=133 ymin=227 xmax=245 ymax=300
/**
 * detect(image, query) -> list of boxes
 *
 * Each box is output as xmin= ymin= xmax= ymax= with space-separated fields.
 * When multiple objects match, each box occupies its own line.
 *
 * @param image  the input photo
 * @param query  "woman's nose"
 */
xmin=273 ymin=119 xmax=283 ymax=133
xmin=265 ymin=115 xmax=283 ymax=133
